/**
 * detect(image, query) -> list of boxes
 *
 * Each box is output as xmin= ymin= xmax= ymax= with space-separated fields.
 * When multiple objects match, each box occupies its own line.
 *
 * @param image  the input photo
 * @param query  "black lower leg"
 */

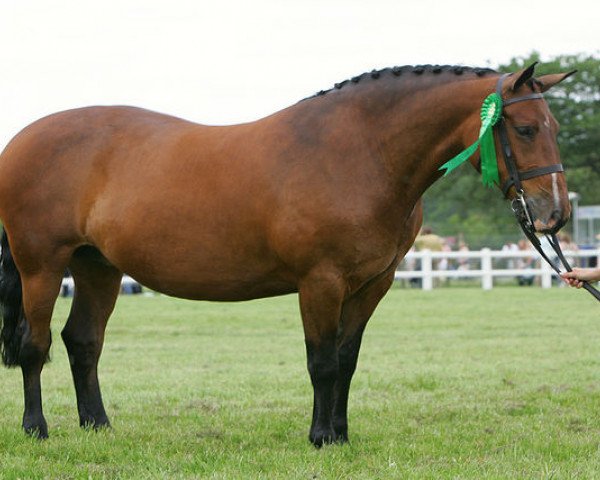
xmin=62 ymin=333 xmax=109 ymax=428
xmin=20 ymin=341 xmax=49 ymax=439
xmin=306 ymin=340 xmax=338 ymax=447
xmin=73 ymin=366 xmax=109 ymax=429
xmin=332 ymin=330 xmax=364 ymax=443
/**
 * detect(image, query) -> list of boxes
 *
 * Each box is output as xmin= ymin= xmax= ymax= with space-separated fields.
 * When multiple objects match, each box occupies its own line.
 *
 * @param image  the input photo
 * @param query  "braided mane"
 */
xmin=307 ymin=64 xmax=497 ymax=99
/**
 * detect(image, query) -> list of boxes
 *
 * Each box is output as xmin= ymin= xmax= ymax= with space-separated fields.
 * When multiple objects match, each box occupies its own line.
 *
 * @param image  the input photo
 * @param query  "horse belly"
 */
xmin=135 ymin=255 xmax=297 ymax=302
xmin=140 ymin=271 xmax=297 ymax=302
xmin=91 ymin=215 xmax=296 ymax=301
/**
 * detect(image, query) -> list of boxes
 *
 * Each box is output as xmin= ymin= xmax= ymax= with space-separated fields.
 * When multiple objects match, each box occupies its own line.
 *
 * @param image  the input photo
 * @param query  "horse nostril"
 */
xmin=550 ymin=209 xmax=567 ymax=232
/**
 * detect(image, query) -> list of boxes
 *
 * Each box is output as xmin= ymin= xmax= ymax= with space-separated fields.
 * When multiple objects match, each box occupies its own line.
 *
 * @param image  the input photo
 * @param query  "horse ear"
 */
xmin=536 ymin=70 xmax=577 ymax=93
xmin=509 ymin=62 xmax=538 ymax=91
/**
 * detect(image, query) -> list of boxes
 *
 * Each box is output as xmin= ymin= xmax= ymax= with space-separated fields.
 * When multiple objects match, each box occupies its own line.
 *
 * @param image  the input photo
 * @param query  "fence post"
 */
xmin=541 ymin=259 xmax=552 ymax=288
xmin=481 ymin=248 xmax=493 ymax=290
xmin=422 ymin=250 xmax=433 ymax=291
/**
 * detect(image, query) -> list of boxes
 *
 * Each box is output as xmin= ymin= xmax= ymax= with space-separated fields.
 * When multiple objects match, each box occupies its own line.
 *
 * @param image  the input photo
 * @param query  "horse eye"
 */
xmin=515 ymin=126 xmax=536 ymax=139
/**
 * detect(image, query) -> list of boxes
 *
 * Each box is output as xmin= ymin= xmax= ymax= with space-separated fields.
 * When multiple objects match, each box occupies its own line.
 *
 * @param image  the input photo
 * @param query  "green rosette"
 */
xmin=439 ymin=92 xmax=503 ymax=187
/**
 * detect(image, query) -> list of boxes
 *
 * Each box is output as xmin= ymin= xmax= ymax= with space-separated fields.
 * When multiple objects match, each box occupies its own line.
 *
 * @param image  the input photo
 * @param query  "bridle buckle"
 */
xmin=511 ymin=189 xmax=534 ymax=231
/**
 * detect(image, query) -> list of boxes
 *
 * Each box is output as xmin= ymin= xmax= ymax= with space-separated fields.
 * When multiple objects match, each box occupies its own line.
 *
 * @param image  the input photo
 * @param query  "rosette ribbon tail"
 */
xmin=479 ymin=126 xmax=500 ymax=187
xmin=438 ymin=93 xmax=503 ymax=187
xmin=440 ymin=141 xmax=480 ymax=176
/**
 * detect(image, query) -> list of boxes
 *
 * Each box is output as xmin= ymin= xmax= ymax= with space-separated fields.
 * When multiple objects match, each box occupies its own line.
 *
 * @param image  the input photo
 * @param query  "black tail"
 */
xmin=0 ymin=229 xmax=24 ymax=367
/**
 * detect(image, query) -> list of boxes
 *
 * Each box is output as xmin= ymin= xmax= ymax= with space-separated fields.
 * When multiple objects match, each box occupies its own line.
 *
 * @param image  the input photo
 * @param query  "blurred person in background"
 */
xmin=517 ymin=239 xmax=535 ymax=286
xmin=414 ymin=226 xmax=444 ymax=252
xmin=414 ymin=227 xmax=446 ymax=286
xmin=558 ymin=233 xmax=579 ymax=267
xmin=502 ymin=240 xmax=519 ymax=269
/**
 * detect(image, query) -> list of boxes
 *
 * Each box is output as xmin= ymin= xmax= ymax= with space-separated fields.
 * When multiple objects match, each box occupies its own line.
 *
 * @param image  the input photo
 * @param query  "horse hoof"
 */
xmin=80 ymin=416 xmax=111 ymax=431
xmin=333 ymin=423 xmax=349 ymax=444
xmin=93 ymin=421 xmax=111 ymax=432
xmin=309 ymin=428 xmax=336 ymax=448
xmin=23 ymin=418 xmax=48 ymax=440
xmin=334 ymin=431 xmax=349 ymax=444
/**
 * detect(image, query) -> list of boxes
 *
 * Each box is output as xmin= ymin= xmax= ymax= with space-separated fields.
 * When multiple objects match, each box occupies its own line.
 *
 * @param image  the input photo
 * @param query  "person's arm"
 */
xmin=561 ymin=268 xmax=600 ymax=288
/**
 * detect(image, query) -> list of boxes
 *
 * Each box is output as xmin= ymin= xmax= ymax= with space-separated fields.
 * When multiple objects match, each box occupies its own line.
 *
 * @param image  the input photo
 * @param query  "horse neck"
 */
xmin=352 ymin=75 xmax=498 ymax=202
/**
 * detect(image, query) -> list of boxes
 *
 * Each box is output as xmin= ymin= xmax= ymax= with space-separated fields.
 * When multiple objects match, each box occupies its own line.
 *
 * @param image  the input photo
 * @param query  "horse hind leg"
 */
xmin=61 ymin=247 xmax=122 ymax=429
xmin=17 ymin=270 xmax=68 ymax=439
xmin=2 ymin=234 xmax=72 ymax=439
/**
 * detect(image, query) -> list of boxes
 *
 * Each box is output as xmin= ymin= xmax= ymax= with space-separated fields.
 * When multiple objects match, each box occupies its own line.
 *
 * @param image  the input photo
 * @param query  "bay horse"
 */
xmin=0 ymin=63 xmax=573 ymax=445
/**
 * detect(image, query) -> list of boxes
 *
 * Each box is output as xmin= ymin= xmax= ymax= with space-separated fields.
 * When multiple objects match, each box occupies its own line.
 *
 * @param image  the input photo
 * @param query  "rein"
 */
xmin=494 ymin=74 xmax=600 ymax=302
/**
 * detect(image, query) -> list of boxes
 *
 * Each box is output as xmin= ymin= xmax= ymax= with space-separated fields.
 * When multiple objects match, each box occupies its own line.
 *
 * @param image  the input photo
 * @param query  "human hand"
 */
xmin=561 ymin=268 xmax=600 ymax=288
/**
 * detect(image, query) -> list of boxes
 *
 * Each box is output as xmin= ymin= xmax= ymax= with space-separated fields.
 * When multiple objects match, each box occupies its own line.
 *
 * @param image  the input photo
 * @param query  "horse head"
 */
xmin=490 ymin=64 xmax=576 ymax=234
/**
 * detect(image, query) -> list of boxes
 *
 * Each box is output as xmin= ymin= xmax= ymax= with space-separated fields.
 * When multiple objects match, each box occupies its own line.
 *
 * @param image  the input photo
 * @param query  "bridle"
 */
xmin=494 ymin=73 xmax=600 ymax=301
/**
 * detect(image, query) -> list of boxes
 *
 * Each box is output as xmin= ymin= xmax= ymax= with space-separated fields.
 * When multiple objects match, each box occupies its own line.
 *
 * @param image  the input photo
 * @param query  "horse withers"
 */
xmin=0 ymin=63 xmax=573 ymax=445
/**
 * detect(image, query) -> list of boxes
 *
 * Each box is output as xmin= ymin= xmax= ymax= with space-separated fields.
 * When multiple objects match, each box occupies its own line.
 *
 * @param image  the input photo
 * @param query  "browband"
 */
xmin=503 ymin=93 xmax=544 ymax=106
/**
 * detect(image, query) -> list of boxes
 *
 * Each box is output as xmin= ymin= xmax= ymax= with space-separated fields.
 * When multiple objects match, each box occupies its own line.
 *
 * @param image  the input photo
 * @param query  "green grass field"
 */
xmin=1 ymin=286 xmax=599 ymax=479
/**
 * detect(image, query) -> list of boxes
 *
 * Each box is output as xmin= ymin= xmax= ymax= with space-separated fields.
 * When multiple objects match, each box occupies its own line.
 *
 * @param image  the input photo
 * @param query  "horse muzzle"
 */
xmin=526 ymin=195 xmax=571 ymax=234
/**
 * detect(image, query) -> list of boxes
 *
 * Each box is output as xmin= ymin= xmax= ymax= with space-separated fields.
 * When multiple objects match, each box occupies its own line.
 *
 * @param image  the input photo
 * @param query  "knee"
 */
xmin=308 ymin=358 xmax=338 ymax=383
xmin=306 ymin=341 xmax=338 ymax=383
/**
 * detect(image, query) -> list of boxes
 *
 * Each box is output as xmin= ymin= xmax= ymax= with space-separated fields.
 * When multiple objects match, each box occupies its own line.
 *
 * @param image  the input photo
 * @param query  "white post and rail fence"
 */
xmin=395 ymin=249 xmax=600 ymax=290
xmin=53 ymin=249 xmax=600 ymax=294
xmin=0 ymin=238 xmax=596 ymax=294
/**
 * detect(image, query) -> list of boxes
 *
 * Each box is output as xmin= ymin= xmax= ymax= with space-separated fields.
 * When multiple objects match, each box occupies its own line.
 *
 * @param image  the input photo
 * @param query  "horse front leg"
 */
xmin=332 ymin=264 xmax=397 ymax=443
xmin=298 ymin=270 xmax=346 ymax=447
xmin=331 ymin=330 xmax=365 ymax=443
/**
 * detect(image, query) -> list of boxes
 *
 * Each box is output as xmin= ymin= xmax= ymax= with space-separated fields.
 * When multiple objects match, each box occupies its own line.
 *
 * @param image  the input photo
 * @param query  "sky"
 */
xmin=0 ymin=0 xmax=598 ymax=150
